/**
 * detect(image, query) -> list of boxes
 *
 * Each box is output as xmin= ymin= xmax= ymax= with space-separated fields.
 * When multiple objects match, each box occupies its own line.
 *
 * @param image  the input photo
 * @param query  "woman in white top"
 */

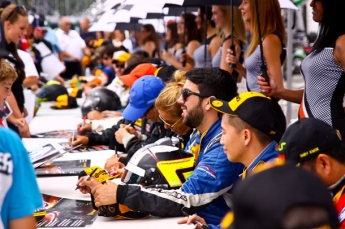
xmin=112 ymin=30 xmax=133 ymax=53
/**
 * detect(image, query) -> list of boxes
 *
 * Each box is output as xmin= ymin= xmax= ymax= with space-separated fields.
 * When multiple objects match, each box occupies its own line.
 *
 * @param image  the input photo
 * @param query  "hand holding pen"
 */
xmin=75 ymin=167 xmax=98 ymax=190
xmin=180 ymin=211 xmax=209 ymax=229
xmin=78 ymin=116 xmax=87 ymax=134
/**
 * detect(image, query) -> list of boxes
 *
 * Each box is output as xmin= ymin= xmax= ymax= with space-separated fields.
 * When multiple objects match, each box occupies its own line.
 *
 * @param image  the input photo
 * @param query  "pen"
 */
xmin=71 ymin=130 xmax=75 ymax=147
xmin=75 ymin=167 xmax=98 ymax=190
xmin=79 ymin=116 xmax=86 ymax=133
xmin=181 ymin=210 xmax=209 ymax=229
xmin=126 ymin=120 xmax=135 ymax=128
xmin=114 ymin=142 xmax=118 ymax=158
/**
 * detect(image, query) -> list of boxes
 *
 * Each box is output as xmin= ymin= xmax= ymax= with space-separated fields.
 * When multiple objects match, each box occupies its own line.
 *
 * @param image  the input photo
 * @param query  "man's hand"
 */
xmin=91 ymin=180 xmax=118 ymax=207
xmin=18 ymin=121 xmax=31 ymax=138
xmin=68 ymin=135 xmax=89 ymax=147
xmin=104 ymin=155 xmax=125 ymax=173
xmin=115 ymin=127 xmax=129 ymax=144
xmin=177 ymin=214 xmax=208 ymax=229
xmin=77 ymin=122 xmax=92 ymax=134
xmin=76 ymin=176 xmax=101 ymax=194
xmin=101 ymin=110 xmax=122 ymax=118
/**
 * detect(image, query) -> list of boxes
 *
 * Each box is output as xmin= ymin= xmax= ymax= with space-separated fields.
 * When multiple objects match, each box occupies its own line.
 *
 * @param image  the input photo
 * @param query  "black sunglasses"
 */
xmin=180 ymin=89 xmax=207 ymax=102
xmin=6 ymin=5 xmax=26 ymax=21
xmin=115 ymin=63 xmax=125 ymax=68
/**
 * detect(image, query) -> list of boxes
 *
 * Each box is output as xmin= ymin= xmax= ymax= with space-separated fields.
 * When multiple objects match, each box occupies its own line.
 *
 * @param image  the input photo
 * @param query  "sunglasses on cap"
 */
xmin=180 ymin=89 xmax=207 ymax=103
xmin=159 ymin=114 xmax=182 ymax=128
xmin=6 ymin=5 xmax=26 ymax=21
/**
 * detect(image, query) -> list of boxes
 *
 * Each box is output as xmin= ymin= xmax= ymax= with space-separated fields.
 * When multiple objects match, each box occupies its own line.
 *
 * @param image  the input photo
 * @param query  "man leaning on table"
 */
xmin=76 ymin=68 xmax=244 ymax=225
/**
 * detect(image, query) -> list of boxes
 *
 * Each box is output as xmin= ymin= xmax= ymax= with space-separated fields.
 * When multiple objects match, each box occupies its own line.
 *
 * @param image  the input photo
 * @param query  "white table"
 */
xmin=29 ymin=115 xmax=82 ymax=135
xmin=35 ymin=98 xmax=84 ymax=117
xmin=22 ymin=139 xmax=194 ymax=229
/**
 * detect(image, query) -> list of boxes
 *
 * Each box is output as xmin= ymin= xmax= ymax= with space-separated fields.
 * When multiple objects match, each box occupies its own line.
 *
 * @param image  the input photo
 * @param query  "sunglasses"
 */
xmin=6 ymin=5 xmax=26 ymax=21
xmin=115 ymin=63 xmax=125 ymax=68
xmin=159 ymin=114 xmax=182 ymax=128
xmin=180 ymin=89 xmax=207 ymax=103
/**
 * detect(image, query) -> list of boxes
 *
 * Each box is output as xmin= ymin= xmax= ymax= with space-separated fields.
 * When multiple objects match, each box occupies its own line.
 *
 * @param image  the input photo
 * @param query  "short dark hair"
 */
xmin=227 ymin=116 xmax=274 ymax=145
xmin=100 ymin=44 xmax=116 ymax=58
xmin=185 ymin=67 xmax=238 ymax=101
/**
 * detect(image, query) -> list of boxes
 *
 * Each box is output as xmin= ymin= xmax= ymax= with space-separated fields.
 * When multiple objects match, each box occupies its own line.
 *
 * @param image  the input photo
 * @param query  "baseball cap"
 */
xmin=112 ymin=50 xmax=131 ymax=63
xmin=122 ymin=76 xmax=165 ymax=121
xmin=119 ymin=63 xmax=157 ymax=87
xmin=154 ymin=65 xmax=176 ymax=83
xmin=210 ymin=91 xmax=286 ymax=142
xmin=224 ymin=164 xmax=339 ymax=229
xmin=278 ymin=118 xmax=342 ymax=164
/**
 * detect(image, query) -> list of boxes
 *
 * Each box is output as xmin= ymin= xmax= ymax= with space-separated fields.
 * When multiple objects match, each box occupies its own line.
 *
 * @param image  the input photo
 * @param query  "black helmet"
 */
xmin=121 ymin=138 xmax=195 ymax=189
xmin=81 ymin=87 xmax=121 ymax=117
xmin=37 ymin=84 xmax=68 ymax=102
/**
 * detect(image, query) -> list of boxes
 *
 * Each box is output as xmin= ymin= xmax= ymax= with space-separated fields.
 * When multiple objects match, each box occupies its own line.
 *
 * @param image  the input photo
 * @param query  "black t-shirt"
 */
xmin=5 ymin=41 xmax=25 ymax=112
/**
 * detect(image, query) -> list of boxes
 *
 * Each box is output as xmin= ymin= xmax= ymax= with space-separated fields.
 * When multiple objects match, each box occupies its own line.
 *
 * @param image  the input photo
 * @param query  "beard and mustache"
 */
xmin=181 ymin=101 xmax=204 ymax=129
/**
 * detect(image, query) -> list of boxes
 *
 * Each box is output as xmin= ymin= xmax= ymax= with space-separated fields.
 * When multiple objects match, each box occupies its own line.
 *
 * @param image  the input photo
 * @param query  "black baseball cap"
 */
xmin=278 ymin=118 xmax=342 ymax=164
xmin=210 ymin=91 xmax=286 ymax=142
xmin=154 ymin=65 xmax=176 ymax=83
xmin=223 ymin=164 xmax=339 ymax=229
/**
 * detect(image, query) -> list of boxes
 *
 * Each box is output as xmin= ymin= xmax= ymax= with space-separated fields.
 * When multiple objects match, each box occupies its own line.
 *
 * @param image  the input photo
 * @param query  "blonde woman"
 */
xmin=155 ymin=70 xmax=191 ymax=137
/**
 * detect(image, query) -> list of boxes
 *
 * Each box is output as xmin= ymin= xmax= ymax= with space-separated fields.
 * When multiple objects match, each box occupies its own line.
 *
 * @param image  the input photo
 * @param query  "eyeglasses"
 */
xmin=159 ymin=114 xmax=182 ymax=128
xmin=180 ymin=89 xmax=207 ymax=103
xmin=6 ymin=5 xmax=26 ymax=21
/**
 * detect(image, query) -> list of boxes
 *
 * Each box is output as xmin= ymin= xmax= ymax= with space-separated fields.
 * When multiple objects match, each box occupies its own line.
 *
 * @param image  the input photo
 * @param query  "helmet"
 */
xmin=81 ymin=87 xmax=121 ymax=117
xmin=37 ymin=83 xmax=68 ymax=101
xmin=121 ymin=138 xmax=195 ymax=189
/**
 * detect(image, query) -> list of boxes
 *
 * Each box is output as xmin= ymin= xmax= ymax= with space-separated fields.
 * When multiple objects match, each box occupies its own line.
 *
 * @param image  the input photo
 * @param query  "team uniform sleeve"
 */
xmin=117 ymin=142 xmax=242 ymax=217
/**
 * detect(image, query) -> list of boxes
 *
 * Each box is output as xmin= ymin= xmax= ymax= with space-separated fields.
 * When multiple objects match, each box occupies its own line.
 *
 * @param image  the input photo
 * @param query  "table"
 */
xmin=22 ymin=139 xmax=194 ymax=229
xmin=35 ymin=98 xmax=84 ymax=117
xmin=29 ymin=115 xmax=82 ymax=135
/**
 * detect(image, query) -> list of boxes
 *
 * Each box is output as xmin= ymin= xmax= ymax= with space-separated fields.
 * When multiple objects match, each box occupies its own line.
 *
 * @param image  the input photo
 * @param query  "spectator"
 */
xmin=56 ymin=16 xmax=90 ymax=79
xmin=79 ymin=17 xmax=97 ymax=40
xmin=0 ymin=4 xmax=31 ymax=137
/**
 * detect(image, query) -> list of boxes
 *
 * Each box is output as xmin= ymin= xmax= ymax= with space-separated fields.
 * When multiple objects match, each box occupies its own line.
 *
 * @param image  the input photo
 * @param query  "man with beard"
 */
xmin=77 ymin=68 xmax=244 ymax=225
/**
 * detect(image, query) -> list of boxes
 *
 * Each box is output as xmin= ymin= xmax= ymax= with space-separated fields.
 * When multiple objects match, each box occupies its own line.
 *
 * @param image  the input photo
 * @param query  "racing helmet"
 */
xmin=81 ymin=87 xmax=121 ymax=117
xmin=37 ymin=83 xmax=68 ymax=102
xmin=121 ymin=139 xmax=195 ymax=189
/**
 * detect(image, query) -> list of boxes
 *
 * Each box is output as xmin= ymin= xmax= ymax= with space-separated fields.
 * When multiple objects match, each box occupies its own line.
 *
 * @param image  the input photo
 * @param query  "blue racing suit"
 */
xmin=116 ymin=119 xmax=244 ymax=225
xmin=208 ymin=140 xmax=278 ymax=229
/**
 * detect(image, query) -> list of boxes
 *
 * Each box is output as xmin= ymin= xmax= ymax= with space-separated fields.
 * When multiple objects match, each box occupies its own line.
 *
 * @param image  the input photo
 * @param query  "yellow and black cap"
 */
xmin=50 ymin=94 xmax=78 ymax=109
xmin=278 ymin=118 xmax=342 ymax=164
xmin=210 ymin=91 xmax=286 ymax=142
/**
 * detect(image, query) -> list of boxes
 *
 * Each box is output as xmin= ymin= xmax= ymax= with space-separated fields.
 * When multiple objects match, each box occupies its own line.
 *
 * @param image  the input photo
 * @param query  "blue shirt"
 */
xmin=44 ymin=29 xmax=62 ymax=54
xmin=0 ymin=127 xmax=42 ymax=229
